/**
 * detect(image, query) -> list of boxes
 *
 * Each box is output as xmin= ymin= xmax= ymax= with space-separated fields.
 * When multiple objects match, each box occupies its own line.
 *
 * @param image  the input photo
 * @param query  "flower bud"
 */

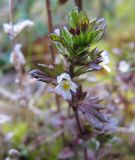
xmin=8 ymin=149 xmax=20 ymax=158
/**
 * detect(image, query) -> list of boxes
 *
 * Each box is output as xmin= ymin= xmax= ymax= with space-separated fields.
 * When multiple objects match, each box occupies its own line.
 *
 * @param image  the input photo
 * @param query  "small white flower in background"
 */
xmin=0 ymin=114 xmax=11 ymax=124
xmin=55 ymin=73 xmax=77 ymax=100
xmin=118 ymin=61 xmax=130 ymax=73
xmin=99 ymin=50 xmax=111 ymax=73
xmin=3 ymin=23 xmax=12 ymax=33
xmin=54 ymin=28 xmax=60 ymax=36
xmin=129 ymin=42 xmax=135 ymax=49
xmin=3 ymin=19 xmax=34 ymax=37
xmin=112 ymin=48 xmax=121 ymax=55
xmin=10 ymin=44 xmax=25 ymax=66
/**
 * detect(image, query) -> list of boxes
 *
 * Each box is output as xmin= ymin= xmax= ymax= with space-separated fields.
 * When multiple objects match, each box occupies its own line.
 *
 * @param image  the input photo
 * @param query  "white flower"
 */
xmin=10 ymin=44 xmax=25 ymax=65
xmin=3 ymin=19 xmax=34 ymax=37
xmin=99 ymin=50 xmax=111 ymax=73
xmin=0 ymin=114 xmax=11 ymax=124
xmin=118 ymin=61 xmax=130 ymax=73
xmin=55 ymin=73 xmax=77 ymax=100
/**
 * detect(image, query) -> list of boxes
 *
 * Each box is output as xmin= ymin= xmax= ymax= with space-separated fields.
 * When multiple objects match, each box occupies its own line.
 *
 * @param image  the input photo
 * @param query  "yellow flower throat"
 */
xmin=62 ymin=81 xmax=71 ymax=90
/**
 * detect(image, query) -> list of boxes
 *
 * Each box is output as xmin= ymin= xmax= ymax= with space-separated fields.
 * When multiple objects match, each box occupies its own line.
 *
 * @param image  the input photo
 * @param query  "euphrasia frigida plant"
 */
xmin=31 ymin=9 xmax=115 ymax=132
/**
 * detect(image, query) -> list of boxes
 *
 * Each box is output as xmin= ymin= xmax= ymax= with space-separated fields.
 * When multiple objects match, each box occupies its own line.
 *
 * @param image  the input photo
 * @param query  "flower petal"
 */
xmin=100 ymin=63 xmax=111 ymax=73
xmin=14 ymin=20 xmax=34 ymax=33
xmin=55 ymin=84 xmax=63 ymax=95
xmin=57 ymin=73 xmax=71 ymax=83
xmin=63 ymin=90 xmax=72 ymax=100
xmin=70 ymin=81 xmax=77 ymax=92
xmin=3 ymin=20 xmax=34 ymax=37
xmin=54 ymin=28 xmax=60 ymax=36
xmin=3 ymin=23 xmax=12 ymax=33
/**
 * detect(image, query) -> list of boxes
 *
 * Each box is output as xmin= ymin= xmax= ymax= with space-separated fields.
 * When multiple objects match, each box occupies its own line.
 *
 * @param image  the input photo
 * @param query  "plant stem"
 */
xmin=9 ymin=0 xmax=13 ymax=24
xmin=45 ymin=0 xmax=55 ymax=62
xmin=73 ymin=107 xmax=89 ymax=160
xmin=73 ymin=107 xmax=83 ymax=135
xmin=84 ymin=146 xmax=88 ymax=160
xmin=55 ymin=94 xmax=61 ymax=112
xmin=45 ymin=0 xmax=61 ymax=113
xmin=74 ymin=0 xmax=83 ymax=11
xmin=9 ymin=0 xmax=15 ymax=46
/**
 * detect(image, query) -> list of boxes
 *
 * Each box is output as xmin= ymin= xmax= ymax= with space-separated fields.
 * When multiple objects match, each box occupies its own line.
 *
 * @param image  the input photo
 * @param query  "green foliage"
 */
xmin=3 ymin=122 xmax=28 ymax=146
xmin=50 ymin=8 xmax=106 ymax=61
xmin=37 ymin=63 xmax=64 ymax=78
xmin=49 ymin=8 xmax=106 ymax=77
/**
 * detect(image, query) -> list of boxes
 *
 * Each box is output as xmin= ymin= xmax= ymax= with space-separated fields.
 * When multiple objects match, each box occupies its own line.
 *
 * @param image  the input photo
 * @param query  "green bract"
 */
xmin=50 ymin=8 xmax=106 ymax=60
xmin=37 ymin=63 xmax=64 ymax=78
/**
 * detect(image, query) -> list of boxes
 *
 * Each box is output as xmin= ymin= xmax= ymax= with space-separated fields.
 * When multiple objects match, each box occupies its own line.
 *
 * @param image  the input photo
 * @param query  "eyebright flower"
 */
xmin=99 ymin=50 xmax=111 ymax=73
xmin=55 ymin=73 xmax=77 ymax=100
xmin=118 ymin=61 xmax=130 ymax=73
xmin=3 ymin=20 xmax=34 ymax=38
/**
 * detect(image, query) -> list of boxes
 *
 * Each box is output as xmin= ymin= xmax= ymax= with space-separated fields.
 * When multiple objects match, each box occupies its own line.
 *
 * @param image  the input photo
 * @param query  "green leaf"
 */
xmin=85 ymin=31 xmax=93 ymax=44
xmin=88 ymin=18 xmax=97 ymax=32
xmin=60 ymin=28 xmax=73 ymax=54
xmin=55 ymin=43 xmax=70 ymax=57
xmin=37 ymin=63 xmax=64 ymax=78
xmin=92 ymin=30 xmax=104 ymax=43
xmin=80 ymin=17 xmax=89 ymax=31
xmin=74 ymin=66 xmax=87 ymax=76
xmin=68 ymin=9 xmax=79 ymax=28
xmin=50 ymin=9 xmax=106 ymax=60
xmin=50 ymin=34 xmax=62 ymax=43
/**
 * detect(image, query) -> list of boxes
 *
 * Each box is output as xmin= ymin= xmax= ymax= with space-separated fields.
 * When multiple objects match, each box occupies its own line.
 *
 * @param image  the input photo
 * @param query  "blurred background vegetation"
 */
xmin=0 ymin=0 xmax=135 ymax=159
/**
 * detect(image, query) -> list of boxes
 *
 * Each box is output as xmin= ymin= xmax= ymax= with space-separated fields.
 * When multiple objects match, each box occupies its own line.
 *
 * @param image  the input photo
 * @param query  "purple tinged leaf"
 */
xmin=85 ymin=112 xmax=103 ymax=130
xmin=30 ymin=69 xmax=46 ymax=79
xmin=95 ymin=18 xmax=107 ymax=31
xmin=78 ymin=97 xmax=109 ymax=131
xmin=95 ymin=57 xmax=103 ymax=64
xmin=30 ymin=69 xmax=56 ymax=84
xmin=58 ymin=147 xmax=74 ymax=159
xmin=89 ymin=63 xmax=102 ymax=70
xmin=102 ymin=118 xmax=118 ymax=132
